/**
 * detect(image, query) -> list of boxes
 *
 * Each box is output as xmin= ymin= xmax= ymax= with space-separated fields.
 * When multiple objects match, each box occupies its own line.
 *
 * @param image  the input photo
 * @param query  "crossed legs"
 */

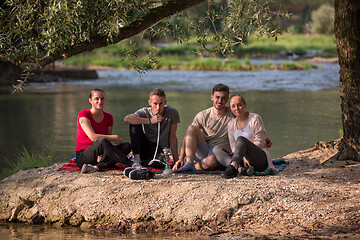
xmin=76 ymin=137 xmax=133 ymax=171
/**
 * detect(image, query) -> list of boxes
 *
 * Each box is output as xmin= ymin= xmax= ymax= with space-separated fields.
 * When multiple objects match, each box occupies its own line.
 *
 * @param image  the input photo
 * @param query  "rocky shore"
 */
xmin=0 ymin=139 xmax=359 ymax=239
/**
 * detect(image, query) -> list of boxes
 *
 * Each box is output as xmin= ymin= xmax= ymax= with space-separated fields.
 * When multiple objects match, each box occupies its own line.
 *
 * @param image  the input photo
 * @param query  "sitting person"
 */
xmin=75 ymin=88 xmax=135 ymax=173
xmin=213 ymin=94 xmax=275 ymax=178
xmin=124 ymin=88 xmax=180 ymax=168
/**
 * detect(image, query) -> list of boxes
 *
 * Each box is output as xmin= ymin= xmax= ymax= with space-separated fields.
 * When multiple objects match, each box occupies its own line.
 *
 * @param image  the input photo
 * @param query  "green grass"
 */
xmin=0 ymin=139 xmax=57 ymax=180
xmin=240 ymin=34 xmax=337 ymax=56
xmin=280 ymin=61 xmax=319 ymax=70
xmin=64 ymin=34 xmax=336 ymax=70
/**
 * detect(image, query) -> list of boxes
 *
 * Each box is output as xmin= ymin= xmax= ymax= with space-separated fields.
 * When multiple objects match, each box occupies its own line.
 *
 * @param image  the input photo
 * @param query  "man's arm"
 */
xmin=124 ymin=113 xmax=161 ymax=125
xmin=169 ymin=124 xmax=179 ymax=162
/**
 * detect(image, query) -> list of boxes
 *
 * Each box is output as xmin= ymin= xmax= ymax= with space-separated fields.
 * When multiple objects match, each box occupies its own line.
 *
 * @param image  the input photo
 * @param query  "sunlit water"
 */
xmin=0 ymin=62 xmax=341 ymax=238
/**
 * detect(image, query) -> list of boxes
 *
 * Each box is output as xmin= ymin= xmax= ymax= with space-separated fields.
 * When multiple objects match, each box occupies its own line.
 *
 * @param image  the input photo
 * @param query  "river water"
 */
xmin=0 ymin=223 xmax=216 ymax=240
xmin=0 ymin=62 xmax=341 ymax=167
xmin=0 ymin=61 xmax=341 ymax=238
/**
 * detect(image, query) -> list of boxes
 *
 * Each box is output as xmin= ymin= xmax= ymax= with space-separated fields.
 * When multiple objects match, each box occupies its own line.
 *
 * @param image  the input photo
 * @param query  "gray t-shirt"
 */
xmin=192 ymin=107 xmax=233 ymax=151
xmin=136 ymin=106 xmax=180 ymax=148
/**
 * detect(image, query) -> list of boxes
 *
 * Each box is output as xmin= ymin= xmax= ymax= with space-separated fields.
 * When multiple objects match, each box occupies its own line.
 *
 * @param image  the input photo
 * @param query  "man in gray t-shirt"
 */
xmin=124 ymin=88 xmax=180 ymax=167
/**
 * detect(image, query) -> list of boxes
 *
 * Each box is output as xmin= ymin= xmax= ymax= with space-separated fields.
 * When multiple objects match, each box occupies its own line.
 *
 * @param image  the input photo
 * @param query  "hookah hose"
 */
xmin=149 ymin=121 xmax=173 ymax=174
xmin=152 ymin=121 xmax=161 ymax=161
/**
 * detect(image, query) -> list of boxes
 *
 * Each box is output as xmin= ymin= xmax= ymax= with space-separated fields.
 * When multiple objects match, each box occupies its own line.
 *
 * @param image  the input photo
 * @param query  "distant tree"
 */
xmin=311 ymin=5 xmax=335 ymax=34
xmin=334 ymin=0 xmax=360 ymax=161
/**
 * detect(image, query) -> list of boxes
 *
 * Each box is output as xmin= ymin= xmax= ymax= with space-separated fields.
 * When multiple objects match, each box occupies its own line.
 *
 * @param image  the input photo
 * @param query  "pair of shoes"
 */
xmin=221 ymin=165 xmax=239 ymax=179
xmin=128 ymin=168 xmax=155 ymax=180
xmin=81 ymin=164 xmax=98 ymax=173
xmin=124 ymin=167 xmax=155 ymax=180
xmin=124 ymin=166 xmax=147 ymax=177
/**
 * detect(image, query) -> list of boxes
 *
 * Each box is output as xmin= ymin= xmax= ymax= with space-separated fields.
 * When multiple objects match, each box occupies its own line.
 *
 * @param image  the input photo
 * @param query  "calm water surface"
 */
xmin=0 ymin=88 xmax=341 ymax=167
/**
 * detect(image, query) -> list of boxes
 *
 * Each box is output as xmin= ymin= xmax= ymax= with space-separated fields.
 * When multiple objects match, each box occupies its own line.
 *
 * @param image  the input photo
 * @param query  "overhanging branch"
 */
xmin=37 ymin=0 xmax=206 ymax=67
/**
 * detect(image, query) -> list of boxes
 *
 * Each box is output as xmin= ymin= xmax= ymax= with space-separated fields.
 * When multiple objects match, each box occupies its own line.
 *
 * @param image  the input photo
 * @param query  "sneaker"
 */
xmin=221 ymin=165 xmax=239 ymax=179
xmin=148 ymin=159 xmax=165 ymax=169
xmin=239 ymin=167 xmax=246 ymax=176
xmin=129 ymin=168 xmax=155 ymax=180
xmin=246 ymin=166 xmax=254 ymax=176
xmin=81 ymin=164 xmax=98 ymax=173
xmin=124 ymin=167 xmax=136 ymax=177
xmin=124 ymin=166 xmax=147 ymax=177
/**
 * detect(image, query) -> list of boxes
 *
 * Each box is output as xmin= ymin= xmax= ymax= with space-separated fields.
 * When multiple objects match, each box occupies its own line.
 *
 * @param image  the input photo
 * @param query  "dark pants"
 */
xmin=130 ymin=124 xmax=163 ymax=166
xmin=76 ymin=137 xmax=132 ymax=170
xmin=213 ymin=136 xmax=268 ymax=172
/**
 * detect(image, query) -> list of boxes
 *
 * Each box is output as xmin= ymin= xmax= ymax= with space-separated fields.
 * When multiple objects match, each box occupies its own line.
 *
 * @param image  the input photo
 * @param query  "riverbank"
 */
xmin=0 ymin=138 xmax=359 ymax=239
xmin=63 ymin=34 xmax=337 ymax=71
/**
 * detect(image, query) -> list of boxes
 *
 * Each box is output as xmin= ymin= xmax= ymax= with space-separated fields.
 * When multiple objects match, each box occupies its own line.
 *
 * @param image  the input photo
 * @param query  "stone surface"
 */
xmin=0 ymin=139 xmax=359 ymax=239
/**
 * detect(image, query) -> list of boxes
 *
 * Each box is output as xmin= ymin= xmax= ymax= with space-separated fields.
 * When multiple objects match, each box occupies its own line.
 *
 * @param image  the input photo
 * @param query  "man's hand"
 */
xmin=265 ymin=137 xmax=272 ymax=148
xmin=150 ymin=114 xmax=162 ymax=124
xmin=172 ymin=159 xmax=184 ymax=170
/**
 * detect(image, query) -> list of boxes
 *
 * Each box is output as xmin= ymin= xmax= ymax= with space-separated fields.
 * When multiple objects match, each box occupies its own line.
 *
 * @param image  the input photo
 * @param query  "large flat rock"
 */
xmin=1 ymin=140 xmax=359 ymax=239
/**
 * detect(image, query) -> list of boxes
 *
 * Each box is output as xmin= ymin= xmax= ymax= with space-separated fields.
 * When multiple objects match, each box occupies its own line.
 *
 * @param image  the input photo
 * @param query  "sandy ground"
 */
xmin=0 ymin=139 xmax=359 ymax=239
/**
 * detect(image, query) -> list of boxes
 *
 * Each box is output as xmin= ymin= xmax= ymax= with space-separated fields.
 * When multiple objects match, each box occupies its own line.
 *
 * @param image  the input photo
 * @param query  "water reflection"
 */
xmin=0 ymin=223 xmax=216 ymax=240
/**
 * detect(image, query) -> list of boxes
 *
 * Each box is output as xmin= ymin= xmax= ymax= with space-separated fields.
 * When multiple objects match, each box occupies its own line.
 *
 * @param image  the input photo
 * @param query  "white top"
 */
xmin=234 ymin=120 xmax=253 ymax=142
xmin=228 ymin=112 xmax=275 ymax=170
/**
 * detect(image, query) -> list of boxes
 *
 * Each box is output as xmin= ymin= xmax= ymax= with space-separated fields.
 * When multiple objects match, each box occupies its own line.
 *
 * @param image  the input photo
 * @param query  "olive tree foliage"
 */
xmin=0 ymin=0 xmax=286 ymax=89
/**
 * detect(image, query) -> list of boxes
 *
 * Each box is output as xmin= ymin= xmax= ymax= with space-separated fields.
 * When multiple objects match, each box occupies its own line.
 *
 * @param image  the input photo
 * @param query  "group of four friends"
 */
xmin=75 ymin=83 xmax=275 ymax=179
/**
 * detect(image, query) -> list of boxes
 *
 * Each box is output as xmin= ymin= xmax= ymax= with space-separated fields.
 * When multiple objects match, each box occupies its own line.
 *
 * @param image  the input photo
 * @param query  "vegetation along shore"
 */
xmin=63 ymin=34 xmax=336 ymax=71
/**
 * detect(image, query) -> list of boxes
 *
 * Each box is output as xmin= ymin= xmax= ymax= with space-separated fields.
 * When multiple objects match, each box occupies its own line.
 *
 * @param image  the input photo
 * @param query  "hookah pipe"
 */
xmin=162 ymin=147 xmax=173 ymax=175
xmin=149 ymin=122 xmax=173 ymax=175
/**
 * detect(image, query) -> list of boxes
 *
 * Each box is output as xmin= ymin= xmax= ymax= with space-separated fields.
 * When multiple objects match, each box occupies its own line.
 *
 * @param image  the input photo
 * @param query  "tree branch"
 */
xmin=37 ymin=0 xmax=206 ymax=67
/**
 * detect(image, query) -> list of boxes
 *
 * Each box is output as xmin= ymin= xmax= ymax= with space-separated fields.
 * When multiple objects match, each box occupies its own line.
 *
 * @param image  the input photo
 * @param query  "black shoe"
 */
xmin=246 ymin=166 xmax=254 ymax=176
xmin=124 ymin=166 xmax=147 ymax=178
xmin=129 ymin=168 xmax=155 ymax=180
xmin=148 ymin=159 xmax=165 ymax=169
xmin=240 ymin=166 xmax=254 ymax=176
xmin=221 ymin=165 xmax=239 ymax=179
xmin=124 ymin=167 xmax=136 ymax=177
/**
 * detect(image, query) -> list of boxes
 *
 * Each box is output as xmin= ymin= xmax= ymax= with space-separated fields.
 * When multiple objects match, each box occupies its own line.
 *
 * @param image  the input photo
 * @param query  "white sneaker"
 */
xmin=81 ymin=164 xmax=98 ymax=173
